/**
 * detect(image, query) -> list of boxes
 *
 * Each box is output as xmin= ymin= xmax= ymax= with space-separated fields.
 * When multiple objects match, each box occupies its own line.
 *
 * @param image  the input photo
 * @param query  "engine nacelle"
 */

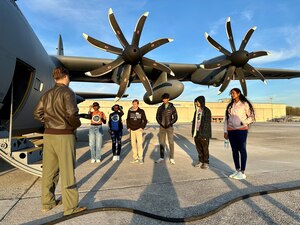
xmin=191 ymin=67 xmax=226 ymax=86
xmin=143 ymin=80 xmax=184 ymax=105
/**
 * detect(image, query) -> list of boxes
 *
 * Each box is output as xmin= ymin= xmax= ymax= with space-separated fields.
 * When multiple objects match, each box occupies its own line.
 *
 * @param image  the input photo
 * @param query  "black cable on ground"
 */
xmin=43 ymin=184 xmax=300 ymax=225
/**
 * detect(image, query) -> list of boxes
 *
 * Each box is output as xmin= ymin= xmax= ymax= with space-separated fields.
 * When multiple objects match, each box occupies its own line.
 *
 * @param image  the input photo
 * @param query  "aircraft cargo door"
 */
xmin=0 ymin=59 xmax=34 ymax=129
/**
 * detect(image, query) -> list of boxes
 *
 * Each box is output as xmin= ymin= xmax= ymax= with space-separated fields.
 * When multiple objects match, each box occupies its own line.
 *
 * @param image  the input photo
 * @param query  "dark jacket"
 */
xmin=126 ymin=107 xmax=147 ymax=130
xmin=34 ymin=83 xmax=81 ymax=134
xmin=191 ymin=96 xmax=212 ymax=138
xmin=108 ymin=110 xmax=124 ymax=131
xmin=156 ymin=102 xmax=178 ymax=128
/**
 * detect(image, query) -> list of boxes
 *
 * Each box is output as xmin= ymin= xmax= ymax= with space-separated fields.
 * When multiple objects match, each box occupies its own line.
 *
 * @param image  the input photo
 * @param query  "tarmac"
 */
xmin=0 ymin=122 xmax=300 ymax=225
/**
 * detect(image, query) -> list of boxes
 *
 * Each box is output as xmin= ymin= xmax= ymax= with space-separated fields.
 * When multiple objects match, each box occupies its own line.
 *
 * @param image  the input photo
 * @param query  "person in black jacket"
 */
xmin=108 ymin=104 xmax=124 ymax=161
xmin=126 ymin=99 xmax=147 ymax=164
xmin=155 ymin=93 xmax=178 ymax=165
xmin=191 ymin=96 xmax=212 ymax=169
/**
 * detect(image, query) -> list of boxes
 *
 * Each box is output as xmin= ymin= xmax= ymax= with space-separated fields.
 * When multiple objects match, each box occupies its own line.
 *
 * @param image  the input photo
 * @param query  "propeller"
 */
xmin=200 ymin=17 xmax=270 ymax=96
xmin=83 ymin=8 xmax=174 ymax=101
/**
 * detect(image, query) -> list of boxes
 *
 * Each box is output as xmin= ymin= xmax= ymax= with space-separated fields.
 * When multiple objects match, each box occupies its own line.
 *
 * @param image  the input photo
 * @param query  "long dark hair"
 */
xmin=225 ymin=88 xmax=255 ymax=120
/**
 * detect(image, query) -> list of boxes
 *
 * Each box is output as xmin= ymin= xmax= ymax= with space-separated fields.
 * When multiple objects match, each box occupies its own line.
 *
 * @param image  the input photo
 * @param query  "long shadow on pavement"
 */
xmin=174 ymin=132 xmax=300 ymax=223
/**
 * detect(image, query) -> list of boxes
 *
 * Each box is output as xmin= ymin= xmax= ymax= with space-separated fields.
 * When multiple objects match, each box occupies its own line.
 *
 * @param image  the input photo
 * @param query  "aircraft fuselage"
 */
xmin=0 ymin=0 xmax=58 ymax=135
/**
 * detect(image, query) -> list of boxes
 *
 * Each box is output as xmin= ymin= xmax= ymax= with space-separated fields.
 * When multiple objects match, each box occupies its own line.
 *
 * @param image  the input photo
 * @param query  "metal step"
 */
xmin=11 ymin=146 xmax=43 ymax=164
xmin=0 ymin=150 xmax=42 ymax=177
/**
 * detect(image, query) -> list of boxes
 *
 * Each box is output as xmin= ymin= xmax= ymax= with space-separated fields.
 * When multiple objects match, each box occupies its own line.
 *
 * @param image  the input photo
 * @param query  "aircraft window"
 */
xmin=34 ymin=78 xmax=44 ymax=92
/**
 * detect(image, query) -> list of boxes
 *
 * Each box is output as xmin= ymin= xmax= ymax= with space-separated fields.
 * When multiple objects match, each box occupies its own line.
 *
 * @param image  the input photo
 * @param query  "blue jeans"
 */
xmin=89 ymin=125 xmax=103 ymax=160
xmin=228 ymin=130 xmax=248 ymax=171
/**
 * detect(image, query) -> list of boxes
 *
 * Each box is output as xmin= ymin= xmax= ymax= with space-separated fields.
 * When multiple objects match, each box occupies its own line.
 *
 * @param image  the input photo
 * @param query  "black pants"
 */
xmin=111 ymin=130 xmax=122 ymax=156
xmin=228 ymin=130 xmax=248 ymax=171
xmin=194 ymin=134 xmax=210 ymax=164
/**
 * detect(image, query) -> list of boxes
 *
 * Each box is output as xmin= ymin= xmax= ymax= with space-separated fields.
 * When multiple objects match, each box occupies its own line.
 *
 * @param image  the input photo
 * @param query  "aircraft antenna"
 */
xmin=56 ymin=34 xmax=64 ymax=56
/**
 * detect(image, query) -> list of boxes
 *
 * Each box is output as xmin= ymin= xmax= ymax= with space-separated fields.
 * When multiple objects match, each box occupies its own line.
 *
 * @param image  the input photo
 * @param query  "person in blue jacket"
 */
xmin=108 ymin=104 xmax=124 ymax=161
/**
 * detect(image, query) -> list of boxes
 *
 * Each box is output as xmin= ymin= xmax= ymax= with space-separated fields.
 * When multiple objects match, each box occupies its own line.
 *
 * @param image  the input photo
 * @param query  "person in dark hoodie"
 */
xmin=155 ymin=93 xmax=178 ymax=165
xmin=126 ymin=99 xmax=148 ymax=164
xmin=108 ymin=104 xmax=124 ymax=161
xmin=191 ymin=96 xmax=212 ymax=169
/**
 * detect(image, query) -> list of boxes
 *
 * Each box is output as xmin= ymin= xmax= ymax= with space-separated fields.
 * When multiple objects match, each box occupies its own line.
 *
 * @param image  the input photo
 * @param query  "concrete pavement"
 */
xmin=0 ymin=123 xmax=300 ymax=225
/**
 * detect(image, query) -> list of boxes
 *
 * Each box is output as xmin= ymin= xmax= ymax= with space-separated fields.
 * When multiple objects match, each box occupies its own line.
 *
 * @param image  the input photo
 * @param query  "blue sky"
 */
xmin=17 ymin=0 xmax=300 ymax=106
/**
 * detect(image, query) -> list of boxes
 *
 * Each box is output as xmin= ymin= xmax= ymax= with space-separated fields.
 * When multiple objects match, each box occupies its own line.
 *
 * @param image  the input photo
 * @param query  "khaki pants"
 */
xmin=130 ymin=129 xmax=143 ymax=160
xmin=42 ymin=134 xmax=79 ymax=215
xmin=159 ymin=126 xmax=174 ymax=159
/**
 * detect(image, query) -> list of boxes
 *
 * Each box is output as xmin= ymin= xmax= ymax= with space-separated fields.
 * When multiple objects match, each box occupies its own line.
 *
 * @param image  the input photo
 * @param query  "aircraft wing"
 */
xmin=53 ymin=55 xmax=198 ymax=82
xmin=244 ymin=67 xmax=300 ymax=80
xmin=54 ymin=55 xmax=300 ymax=83
xmin=75 ymin=92 xmax=128 ymax=99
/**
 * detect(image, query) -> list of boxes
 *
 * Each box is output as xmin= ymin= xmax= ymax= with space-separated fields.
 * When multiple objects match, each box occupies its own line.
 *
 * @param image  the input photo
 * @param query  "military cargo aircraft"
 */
xmin=1 ymin=0 xmax=300 ymax=176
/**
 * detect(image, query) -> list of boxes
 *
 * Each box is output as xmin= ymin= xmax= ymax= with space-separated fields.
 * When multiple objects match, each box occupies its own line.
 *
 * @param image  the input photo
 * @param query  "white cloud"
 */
xmin=241 ymin=10 xmax=254 ymax=22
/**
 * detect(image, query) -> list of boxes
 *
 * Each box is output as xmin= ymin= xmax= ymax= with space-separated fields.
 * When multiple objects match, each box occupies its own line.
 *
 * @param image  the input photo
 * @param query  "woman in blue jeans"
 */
xmin=88 ymin=102 xmax=106 ymax=163
xmin=224 ymin=88 xmax=255 ymax=180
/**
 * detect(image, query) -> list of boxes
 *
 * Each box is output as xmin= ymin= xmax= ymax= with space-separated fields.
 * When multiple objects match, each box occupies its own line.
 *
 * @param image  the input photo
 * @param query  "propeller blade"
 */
xmin=205 ymin=32 xmax=231 ymax=56
xmin=140 ymin=38 xmax=174 ymax=56
xmin=115 ymin=64 xmax=132 ymax=101
xmin=243 ymin=63 xmax=267 ymax=84
xmin=200 ymin=58 xmax=231 ymax=69
xmin=239 ymin=26 xmax=256 ymax=50
xmin=85 ymin=57 xmax=124 ymax=77
xmin=249 ymin=51 xmax=270 ymax=59
xmin=132 ymin=12 xmax=149 ymax=46
xmin=142 ymin=57 xmax=175 ymax=76
xmin=133 ymin=64 xmax=153 ymax=100
xmin=218 ymin=65 xmax=236 ymax=95
xmin=108 ymin=8 xmax=129 ymax=48
xmin=225 ymin=17 xmax=236 ymax=52
xmin=82 ymin=33 xmax=123 ymax=55
xmin=236 ymin=67 xmax=248 ymax=96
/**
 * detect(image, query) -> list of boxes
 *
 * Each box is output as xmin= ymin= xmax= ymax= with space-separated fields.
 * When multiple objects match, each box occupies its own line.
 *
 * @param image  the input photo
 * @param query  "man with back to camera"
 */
xmin=34 ymin=67 xmax=86 ymax=216
xmin=155 ymin=93 xmax=178 ymax=165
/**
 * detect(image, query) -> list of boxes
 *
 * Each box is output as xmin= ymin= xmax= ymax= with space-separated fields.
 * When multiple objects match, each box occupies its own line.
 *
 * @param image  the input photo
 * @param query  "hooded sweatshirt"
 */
xmin=191 ymin=96 xmax=212 ymax=138
xmin=126 ymin=107 xmax=147 ymax=130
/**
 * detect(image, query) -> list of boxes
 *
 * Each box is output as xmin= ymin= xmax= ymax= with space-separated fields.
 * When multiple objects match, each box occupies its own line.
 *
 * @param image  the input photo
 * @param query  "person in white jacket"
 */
xmin=224 ymin=88 xmax=255 ymax=180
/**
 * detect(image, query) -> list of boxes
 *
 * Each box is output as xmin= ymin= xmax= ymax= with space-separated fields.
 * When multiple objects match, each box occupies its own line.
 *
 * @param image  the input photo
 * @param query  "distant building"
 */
xmin=78 ymin=100 xmax=286 ymax=124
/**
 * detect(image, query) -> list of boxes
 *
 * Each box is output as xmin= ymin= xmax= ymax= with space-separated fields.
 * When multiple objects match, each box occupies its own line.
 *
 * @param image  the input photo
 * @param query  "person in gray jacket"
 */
xmin=191 ymin=96 xmax=212 ymax=169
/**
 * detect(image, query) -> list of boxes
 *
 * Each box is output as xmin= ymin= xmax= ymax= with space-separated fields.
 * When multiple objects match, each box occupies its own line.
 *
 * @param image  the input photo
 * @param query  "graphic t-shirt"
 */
xmin=196 ymin=108 xmax=202 ymax=131
xmin=110 ymin=112 xmax=120 ymax=131
xmin=91 ymin=111 xmax=103 ymax=125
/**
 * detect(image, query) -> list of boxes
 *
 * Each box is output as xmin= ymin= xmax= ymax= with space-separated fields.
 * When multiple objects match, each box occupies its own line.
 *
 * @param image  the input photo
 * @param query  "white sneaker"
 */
xmin=117 ymin=156 xmax=120 ymax=161
xmin=96 ymin=159 xmax=101 ymax=163
xmin=233 ymin=172 xmax=246 ymax=180
xmin=91 ymin=159 xmax=96 ymax=163
xmin=170 ymin=159 xmax=175 ymax=165
xmin=155 ymin=158 xmax=164 ymax=163
xmin=193 ymin=162 xmax=201 ymax=168
xmin=112 ymin=156 xmax=117 ymax=161
xmin=229 ymin=171 xmax=239 ymax=178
